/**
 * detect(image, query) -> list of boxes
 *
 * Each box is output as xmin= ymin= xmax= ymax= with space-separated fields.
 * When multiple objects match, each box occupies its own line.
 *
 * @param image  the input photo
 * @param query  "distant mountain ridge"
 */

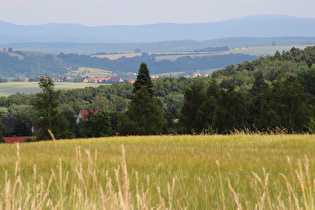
xmin=1 ymin=15 xmax=315 ymax=43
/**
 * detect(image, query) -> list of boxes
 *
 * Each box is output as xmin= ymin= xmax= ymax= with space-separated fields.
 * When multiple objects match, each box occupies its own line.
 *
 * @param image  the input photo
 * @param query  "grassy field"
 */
xmin=65 ymin=67 xmax=113 ymax=78
xmin=0 ymin=82 xmax=104 ymax=96
xmin=1 ymin=134 xmax=315 ymax=209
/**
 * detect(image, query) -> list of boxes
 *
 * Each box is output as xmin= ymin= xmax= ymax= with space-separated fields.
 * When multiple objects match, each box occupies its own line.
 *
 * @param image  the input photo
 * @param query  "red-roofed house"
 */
xmin=108 ymin=77 xmax=124 ymax=83
xmin=76 ymin=110 xmax=99 ymax=124
xmin=89 ymin=78 xmax=106 ymax=83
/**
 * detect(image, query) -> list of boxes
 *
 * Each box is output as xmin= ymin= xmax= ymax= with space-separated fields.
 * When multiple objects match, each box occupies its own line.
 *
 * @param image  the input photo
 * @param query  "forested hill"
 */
xmin=211 ymin=46 xmax=315 ymax=92
xmin=0 ymin=46 xmax=315 ymax=137
xmin=0 ymin=50 xmax=258 ymax=78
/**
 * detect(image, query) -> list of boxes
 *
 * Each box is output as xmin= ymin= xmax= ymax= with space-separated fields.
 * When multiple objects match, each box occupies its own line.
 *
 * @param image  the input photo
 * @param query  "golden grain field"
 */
xmin=0 ymin=134 xmax=315 ymax=209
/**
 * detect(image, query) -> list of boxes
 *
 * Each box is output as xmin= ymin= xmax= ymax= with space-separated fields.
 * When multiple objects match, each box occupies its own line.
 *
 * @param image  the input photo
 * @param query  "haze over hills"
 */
xmin=1 ymin=15 xmax=315 ymax=44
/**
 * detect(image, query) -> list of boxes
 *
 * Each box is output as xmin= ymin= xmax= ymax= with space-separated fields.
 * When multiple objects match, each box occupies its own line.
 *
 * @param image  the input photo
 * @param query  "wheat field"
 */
xmin=0 ymin=134 xmax=315 ymax=209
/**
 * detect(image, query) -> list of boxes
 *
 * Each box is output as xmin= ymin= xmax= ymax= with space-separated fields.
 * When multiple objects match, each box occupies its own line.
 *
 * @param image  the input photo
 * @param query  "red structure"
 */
xmin=4 ymin=136 xmax=36 ymax=144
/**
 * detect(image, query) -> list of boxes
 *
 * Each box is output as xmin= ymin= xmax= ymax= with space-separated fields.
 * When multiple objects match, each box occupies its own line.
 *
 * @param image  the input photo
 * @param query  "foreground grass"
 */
xmin=0 ymin=134 xmax=315 ymax=209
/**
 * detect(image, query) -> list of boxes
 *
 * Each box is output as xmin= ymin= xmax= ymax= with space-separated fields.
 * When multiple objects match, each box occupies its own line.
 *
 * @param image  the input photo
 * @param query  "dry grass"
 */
xmin=0 ymin=134 xmax=315 ymax=209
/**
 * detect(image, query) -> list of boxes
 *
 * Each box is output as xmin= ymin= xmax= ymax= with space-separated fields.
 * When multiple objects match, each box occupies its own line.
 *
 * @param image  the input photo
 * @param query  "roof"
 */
xmin=109 ymin=77 xmax=124 ymax=82
xmin=89 ymin=78 xmax=106 ymax=82
xmin=4 ymin=136 xmax=35 ymax=144
xmin=127 ymin=79 xmax=136 ymax=83
xmin=79 ymin=110 xmax=99 ymax=120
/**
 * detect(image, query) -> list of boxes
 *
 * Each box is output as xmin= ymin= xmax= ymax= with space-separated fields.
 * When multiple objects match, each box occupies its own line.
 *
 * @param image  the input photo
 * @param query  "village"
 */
xmin=5 ymin=72 xmax=209 ymax=84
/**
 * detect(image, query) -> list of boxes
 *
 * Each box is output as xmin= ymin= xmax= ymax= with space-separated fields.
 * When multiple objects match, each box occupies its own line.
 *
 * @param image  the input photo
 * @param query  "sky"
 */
xmin=0 ymin=0 xmax=315 ymax=26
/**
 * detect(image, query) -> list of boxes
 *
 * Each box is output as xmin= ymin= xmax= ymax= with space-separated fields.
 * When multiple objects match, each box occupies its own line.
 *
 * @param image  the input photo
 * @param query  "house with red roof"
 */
xmin=89 ymin=78 xmax=106 ymax=83
xmin=108 ymin=77 xmax=124 ymax=83
xmin=76 ymin=110 xmax=99 ymax=124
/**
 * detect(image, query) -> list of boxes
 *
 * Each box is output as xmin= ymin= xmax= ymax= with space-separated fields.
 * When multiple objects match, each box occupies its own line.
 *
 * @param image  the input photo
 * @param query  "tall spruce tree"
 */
xmin=118 ymin=63 xmax=165 ymax=135
xmin=133 ymin=62 xmax=155 ymax=97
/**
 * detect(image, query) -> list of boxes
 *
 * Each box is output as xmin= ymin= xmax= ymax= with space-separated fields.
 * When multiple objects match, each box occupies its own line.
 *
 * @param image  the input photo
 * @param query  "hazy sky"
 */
xmin=1 ymin=0 xmax=315 ymax=26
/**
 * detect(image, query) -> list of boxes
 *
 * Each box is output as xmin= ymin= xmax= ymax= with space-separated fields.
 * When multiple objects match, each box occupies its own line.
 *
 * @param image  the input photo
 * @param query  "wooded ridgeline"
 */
xmin=0 ymin=46 xmax=314 ymax=140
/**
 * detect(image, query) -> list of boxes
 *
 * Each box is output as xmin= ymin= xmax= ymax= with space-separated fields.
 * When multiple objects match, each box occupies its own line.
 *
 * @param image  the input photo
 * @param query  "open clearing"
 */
xmin=65 ymin=67 xmax=113 ymax=78
xmin=1 ymin=134 xmax=314 ymax=209
xmin=0 ymin=82 xmax=104 ymax=96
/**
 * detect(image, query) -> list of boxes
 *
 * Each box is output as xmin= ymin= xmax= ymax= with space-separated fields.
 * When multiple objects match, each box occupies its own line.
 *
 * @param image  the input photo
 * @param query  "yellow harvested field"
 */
xmin=65 ymin=67 xmax=113 ymax=78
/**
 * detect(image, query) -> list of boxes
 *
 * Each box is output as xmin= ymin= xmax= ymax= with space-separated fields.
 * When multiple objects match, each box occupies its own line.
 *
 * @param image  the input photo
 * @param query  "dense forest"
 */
xmin=0 ymin=46 xmax=314 ymax=140
xmin=212 ymin=46 xmax=315 ymax=91
xmin=0 ymin=50 xmax=258 ymax=78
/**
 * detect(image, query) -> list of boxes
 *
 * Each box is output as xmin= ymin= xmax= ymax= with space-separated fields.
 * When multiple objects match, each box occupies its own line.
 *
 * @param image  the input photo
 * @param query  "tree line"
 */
xmin=178 ymin=73 xmax=314 ymax=134
xmin=0 ymin=49 xmax=258 ymax=78
xmin=0 ymin=46 xmax=315 ymax=141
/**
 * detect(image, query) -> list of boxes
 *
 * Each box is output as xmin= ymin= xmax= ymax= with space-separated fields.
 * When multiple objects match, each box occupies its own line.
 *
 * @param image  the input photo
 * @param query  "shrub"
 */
xmin=23 ymin=137 xmax=37 ymax=143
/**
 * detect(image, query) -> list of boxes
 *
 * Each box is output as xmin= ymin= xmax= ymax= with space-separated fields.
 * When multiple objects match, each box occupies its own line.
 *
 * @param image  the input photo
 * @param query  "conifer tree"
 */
xmin=133 ymin=62 xmax=155 ymax=97
xmin=118 ymin=63 xmax=165 ymax=135
xmin=118 ymin=87 xmax=165 ymax=135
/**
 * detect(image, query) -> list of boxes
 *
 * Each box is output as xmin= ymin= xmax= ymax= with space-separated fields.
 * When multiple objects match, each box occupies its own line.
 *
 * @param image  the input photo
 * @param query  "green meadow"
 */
xmin=0 ymin=82 xmax=103 ymax=96
xmin=1 ymin=134 xmax=315 ymax=209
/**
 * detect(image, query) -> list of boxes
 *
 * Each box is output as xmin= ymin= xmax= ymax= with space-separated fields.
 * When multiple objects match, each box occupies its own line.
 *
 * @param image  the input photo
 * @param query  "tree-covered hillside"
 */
xmin=0 ymin=51 xmax=67 ymax=78
xmin=211 ymin=46 xmax=315 ymax=92
xmin=0 ymin=46 xmax=315 ymax=139
xmin=0 ymin=50 xmax=258 ymax=78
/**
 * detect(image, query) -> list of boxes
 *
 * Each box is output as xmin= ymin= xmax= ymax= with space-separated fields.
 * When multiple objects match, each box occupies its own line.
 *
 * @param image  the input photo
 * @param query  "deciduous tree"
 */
xmin=255 ymin=76 xmax=308 ymax=132
xmin=33 ymin=75 xmax=74 ymax=140
xmin=179 ymin=81 xmax=207 ymax=134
